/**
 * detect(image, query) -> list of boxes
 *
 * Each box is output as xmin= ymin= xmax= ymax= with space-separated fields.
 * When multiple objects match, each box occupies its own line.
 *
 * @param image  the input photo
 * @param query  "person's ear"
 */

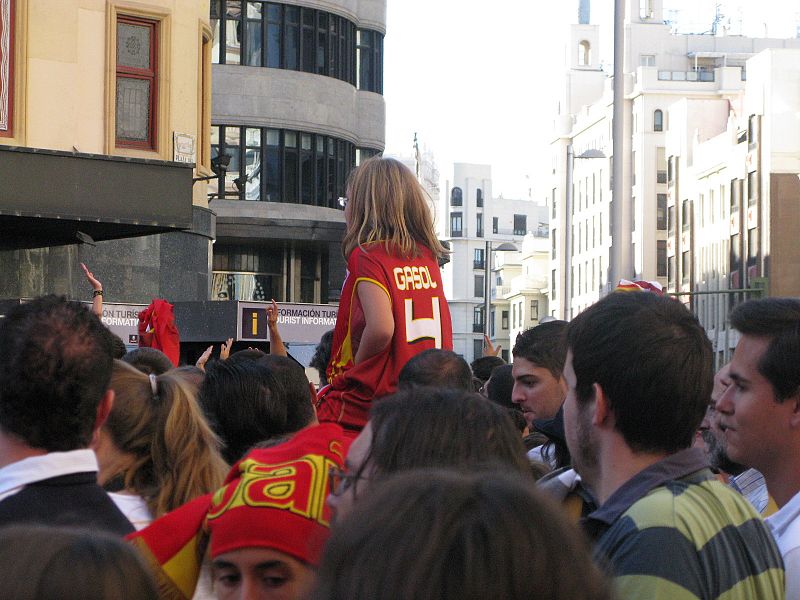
xmin=94 ymin=389 xmax=115 ymax=433
xmin=788 ymin=389 xmax=800 ymax=429
xmin=592 ymin=383 xmax=611 ymax=428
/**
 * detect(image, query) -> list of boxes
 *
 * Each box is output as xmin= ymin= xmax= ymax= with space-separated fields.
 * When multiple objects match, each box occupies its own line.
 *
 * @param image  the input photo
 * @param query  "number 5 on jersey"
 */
xmin=404 ymin=297 xmax=443 ymax=348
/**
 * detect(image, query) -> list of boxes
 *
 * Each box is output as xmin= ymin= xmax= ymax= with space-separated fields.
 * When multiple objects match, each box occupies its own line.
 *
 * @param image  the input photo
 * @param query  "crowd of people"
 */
xmin=0 ymin=157 xmax=798 ymax=600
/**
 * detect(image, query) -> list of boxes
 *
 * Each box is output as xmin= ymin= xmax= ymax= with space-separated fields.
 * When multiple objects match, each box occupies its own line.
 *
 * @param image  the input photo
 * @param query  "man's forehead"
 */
xmin=732 ymin=335 xmax=770 ymax=368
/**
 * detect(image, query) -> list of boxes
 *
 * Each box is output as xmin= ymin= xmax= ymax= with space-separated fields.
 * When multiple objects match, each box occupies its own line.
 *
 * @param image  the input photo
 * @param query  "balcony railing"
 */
xmin=472 ymin=323 xmax=485 ymax=333
xmin=473 ymin=260 xmax=485 ymax=269
xmin=658 ymin=70 xmax=714 ymax=82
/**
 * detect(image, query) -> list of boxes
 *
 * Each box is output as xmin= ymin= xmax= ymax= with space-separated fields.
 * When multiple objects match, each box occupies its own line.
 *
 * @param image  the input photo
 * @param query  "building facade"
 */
xmin=0 ymin=0 xmax=214 ymax=304
xmin=547 ymin=0 xmax=800 ymax=320
xmin=208 ymin=0 xmax=386 ymax=304
xmin=665 ymin=48 xmax=800 ymax=368
xmin=439 ymin=163 xmax=549 ymax=362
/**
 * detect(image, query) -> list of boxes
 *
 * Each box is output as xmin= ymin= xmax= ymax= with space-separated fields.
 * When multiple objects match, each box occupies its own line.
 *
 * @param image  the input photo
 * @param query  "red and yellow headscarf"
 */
xmin=128 ymin=423 xmax=350 ymax=600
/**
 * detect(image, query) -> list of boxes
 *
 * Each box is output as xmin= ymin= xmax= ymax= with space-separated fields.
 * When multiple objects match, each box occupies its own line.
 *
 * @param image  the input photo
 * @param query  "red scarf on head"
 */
xmin=615 ymin=279 xmax=664 ymax=295
xmin=138 ymin=298 xmax=181 ymax=366
xmin=128 ymin=424 xmax=350 ymax=600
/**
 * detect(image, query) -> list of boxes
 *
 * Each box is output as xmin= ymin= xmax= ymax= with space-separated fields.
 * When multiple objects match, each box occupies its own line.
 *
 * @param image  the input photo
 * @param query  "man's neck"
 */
xmin=0 ymin=431 xmax=48 ymax=470
xmin=762 ymin=452 xmax=800 ymax=508
xmin=595 ymin=441 xmax=670 ymax=505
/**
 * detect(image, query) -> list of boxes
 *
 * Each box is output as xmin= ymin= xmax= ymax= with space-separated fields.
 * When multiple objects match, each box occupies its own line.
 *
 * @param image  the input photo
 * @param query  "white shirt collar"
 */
xmin=766 ymin=488 xmax=800 ymax=540
xmin=0 ymin=449 xmax=99 ymax=501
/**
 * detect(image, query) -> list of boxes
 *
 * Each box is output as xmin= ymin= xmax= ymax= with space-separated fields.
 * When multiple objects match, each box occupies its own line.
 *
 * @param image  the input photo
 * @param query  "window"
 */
xmin=476 ymin=213 xmax=483 ymax=238
xmin=473 ymin=338 xmax=484 ymax=361
xmin=551 ymin=229 xmax=557 ymax=258
xmin=212 ymin=244 xmax=285 ymax=301
xmin=501 ymin=310 xmax=509 ymax=330
xmin=474 ymin=274 xmax=484 ymax=298
xmin=473 ymin=306 xmax=485 ymax=334
xmin=0 ymin=0 xmax=14 ymax=138
xmin=747 ymin=171 xmax=758 ymax=207
xmin=212 ymin=3 xmax=369 ymax=89
xmin=512 ymin=303 xmax=517 ymax=328
xmin=657 ymin=194 xmax=667 ymax=230
xmin=682 ymin=251 xmax=691 ymax=283
xmin=357 ymin=28 xmax=383 ymax=93
xmin=551 ymin=188 xmax=557 ymax=218
xmin=450 ymin=187 xmax=463 ymax=206
xmin=513 ymin=214 xmax=527 ymax=236
xmin=551 ymin=270 xmax=557 ymax=300
xmin=530 ymin=300 xmax=539 ymax=320
xmin=116 ymin=15 xmax=158 ymax=149
xmin=668 ymin=256 xmax=675 ymax=287
xmin=492 ymin=217 xmax=498 ymax=234
xmin=640 ymin=54 xmax=655 ymax=67
xmin=730 ymin=178 xmax=742 ymax=213
xmin=476 ymin=188 xmax=483 ymax=207
xmin=653 ymin=109 xmax=663 ymax=132
xmin=450 ymin=212 xmax=463 ymax=237
xmin=747 ymin=114 xmax=758 ymax=147
xmin=667 ymin=205 xmax=675 ymax=234
xmin=211 ymin=125 xmax=355 ymax=204
xmin=657 ymin=240 xmax=667 ymax=277
xmin=681 ymin=199 xmax=690 ymax=231
xmin=730 ymin=234 xmax=741 ymax=270
xmin=578 ymin=40 xmax=590 ymax=66
xmin=747 ymin=228 xmax=759 ymax=267
xmin=473 ymin=248 xmax=485 ymax=269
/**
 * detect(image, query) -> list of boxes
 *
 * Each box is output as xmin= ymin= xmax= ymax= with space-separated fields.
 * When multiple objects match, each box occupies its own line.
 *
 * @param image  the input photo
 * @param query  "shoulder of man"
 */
xmin=597 ymin=477 xmax=784 ymax=600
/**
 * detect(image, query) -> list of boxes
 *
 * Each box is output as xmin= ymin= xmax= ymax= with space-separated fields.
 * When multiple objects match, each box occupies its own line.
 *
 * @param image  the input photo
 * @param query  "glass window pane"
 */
xmin=285 ymin=131 xmax=296 ymax=148
xmin=225 ymin=1 xmax=242 ymax=64
xmin=266 ymin=129 xmax=280 ymax=146
xmin=266 ymin=145 xmax=281 ymax=202
xmin=245 ymin=127 xmax=260 ymax=147
xmin=301 ymin=151 xmax=313 ymax=204
xmin=301 ymin=134 xmax=312 ymax=151
xmin=267 ymin=22 xmax=281 ymax=67
xmin=116 ymin=77 xmax=151 ymax=142
xmin=211 ymin=0 xmax=221 ymax=63
xmin=285 ymin=149 xmax=298 ymax=202
xmin=246 ymin=20 xmax=262 ymax=66
xmin=117 ymin=22 xmax=152 ymax=70
xmin=246 ymin=2 xmax=261 ymax=18
xmin=245 ymin=128 xmax=261 ymax=201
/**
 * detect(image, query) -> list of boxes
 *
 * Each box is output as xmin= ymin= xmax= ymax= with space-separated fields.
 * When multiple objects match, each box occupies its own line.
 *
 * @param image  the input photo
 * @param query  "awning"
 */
xmin=0 ymin=145 xmax=193 ymax=249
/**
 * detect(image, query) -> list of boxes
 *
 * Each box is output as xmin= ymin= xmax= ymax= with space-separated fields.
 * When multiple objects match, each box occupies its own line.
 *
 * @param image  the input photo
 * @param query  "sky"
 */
xmin=382 ymin=0 xmax=800 ymax=198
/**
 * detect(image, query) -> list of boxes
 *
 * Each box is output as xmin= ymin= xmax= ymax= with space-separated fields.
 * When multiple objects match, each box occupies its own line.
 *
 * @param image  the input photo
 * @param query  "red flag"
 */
xmin=138 ymin=298 xmax=180 ymax=366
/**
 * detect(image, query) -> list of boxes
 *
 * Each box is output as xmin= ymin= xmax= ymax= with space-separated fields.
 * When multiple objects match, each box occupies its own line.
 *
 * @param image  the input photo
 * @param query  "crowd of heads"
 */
xmin=1 ymin=158 xmax=799 ymax=600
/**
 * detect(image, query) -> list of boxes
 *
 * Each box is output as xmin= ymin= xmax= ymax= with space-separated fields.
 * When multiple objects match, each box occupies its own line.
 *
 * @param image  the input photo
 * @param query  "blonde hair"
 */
xmin=341 ymin=157 xmax=448 ymax=259
xmin=106 ymin=360 xmax=228 ymax=519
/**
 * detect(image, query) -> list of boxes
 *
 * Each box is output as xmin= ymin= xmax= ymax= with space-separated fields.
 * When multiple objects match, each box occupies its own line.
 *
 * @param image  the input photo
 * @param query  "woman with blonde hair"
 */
xmin=316 ymin=157 xmax=453 ymax=436
xmin=93 ymin=360 xmax=228 ymax=529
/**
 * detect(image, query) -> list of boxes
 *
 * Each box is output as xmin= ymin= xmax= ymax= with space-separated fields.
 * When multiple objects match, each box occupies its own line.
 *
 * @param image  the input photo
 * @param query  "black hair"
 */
xmin=312 ymin=470 xmax=611 ymax=600
xmin=108 ymin=333 xmax=128 ymax=359
xmin=485 ymin=364 xmax=527 ymax=433
xmin=566 ymin=292 xmax=713 ymax=454
xmin=122 ymin=347 xmax=173 ymax=376
xmin=398 ymin=349 xmax=473 ymax=391
xmin=310 ymin=330 xmax=335 ymax=386
xmin=199 ymin=355 xmax=315 ymax=463
xmin=730 ymin=297 xmax=800 ymax=402
xmin=470 ymin=355 xmax=506 ymax=383
xmin=0 ymin=295 xmax=113 ymax=451
xmin=512 ymin=320 xmax=568 ymax=378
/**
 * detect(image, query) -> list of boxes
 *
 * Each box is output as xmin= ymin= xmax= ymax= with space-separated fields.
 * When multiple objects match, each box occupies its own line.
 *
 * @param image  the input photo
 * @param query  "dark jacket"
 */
xmin=0 ymin=472 xmax=134 ymax=536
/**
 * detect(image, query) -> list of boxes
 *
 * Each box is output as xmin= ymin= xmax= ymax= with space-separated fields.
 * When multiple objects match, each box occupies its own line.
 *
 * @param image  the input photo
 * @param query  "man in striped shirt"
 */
xmin=563 ymin=292 xmax=784 ymax=599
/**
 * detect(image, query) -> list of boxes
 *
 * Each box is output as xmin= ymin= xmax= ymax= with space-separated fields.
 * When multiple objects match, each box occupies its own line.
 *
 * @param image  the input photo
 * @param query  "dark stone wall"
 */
xmin=0 ymin=207 xmax=215 ymax=304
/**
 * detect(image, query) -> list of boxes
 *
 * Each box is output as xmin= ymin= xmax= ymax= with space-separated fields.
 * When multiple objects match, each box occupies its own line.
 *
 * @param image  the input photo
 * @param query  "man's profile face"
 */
xmin=562 ymin=351 xmax=598 ymax=484
xmin=511 ymin=357 xmax=566 ymax=425
xmin=716 ymin=335 xmax=787 ymax=472
xmin=211 ymin=547 xmax=314 ymax=600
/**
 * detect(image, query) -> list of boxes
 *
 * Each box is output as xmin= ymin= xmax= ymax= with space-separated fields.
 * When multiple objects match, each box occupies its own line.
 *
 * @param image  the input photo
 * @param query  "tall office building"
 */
xmin=547 ymin=0 xmax=800 ymax=319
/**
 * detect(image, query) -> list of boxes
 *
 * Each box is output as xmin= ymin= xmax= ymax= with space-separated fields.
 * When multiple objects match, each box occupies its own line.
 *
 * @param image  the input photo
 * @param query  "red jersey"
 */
xmin=316 ymin=243 xmax=453 ymax=432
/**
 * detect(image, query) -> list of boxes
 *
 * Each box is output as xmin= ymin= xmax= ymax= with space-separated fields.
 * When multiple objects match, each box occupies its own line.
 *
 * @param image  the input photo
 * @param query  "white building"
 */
xmin=547 ymin=0 xmax=800 ymax=320
xmin=665 ymin=48 xmax=800 ymax=368
xmin=439 ymin=163 xmax=549 ymax=361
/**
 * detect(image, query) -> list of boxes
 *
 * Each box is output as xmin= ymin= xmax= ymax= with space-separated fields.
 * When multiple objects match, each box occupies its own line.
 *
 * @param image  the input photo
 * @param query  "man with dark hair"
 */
xmin=563 ymin=291 xmax=783 ymax=599
xmin=511 ymin=320 xmax=568 ymax=426
xmin=397 ymin=349 xmax=473 ymax=391
xmin=717 ymin=297 xmax=800 ymax=598
xmin=0 ymin=295 xmax=132 ymax=534
xmin=199 ymin=354 xmax=317 ymax=463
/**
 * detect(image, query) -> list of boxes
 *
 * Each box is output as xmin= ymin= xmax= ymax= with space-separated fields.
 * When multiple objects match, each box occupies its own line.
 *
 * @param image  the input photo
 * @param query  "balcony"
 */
xmin=472 ymin=323 xmax=485 ymax=333
xmin=473 ymin=260 xmax=485 ymax=270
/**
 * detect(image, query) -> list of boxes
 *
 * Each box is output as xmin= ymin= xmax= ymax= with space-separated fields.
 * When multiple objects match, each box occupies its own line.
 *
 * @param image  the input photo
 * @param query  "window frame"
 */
xmin=115 ymin=14 xmax=159 ymax=150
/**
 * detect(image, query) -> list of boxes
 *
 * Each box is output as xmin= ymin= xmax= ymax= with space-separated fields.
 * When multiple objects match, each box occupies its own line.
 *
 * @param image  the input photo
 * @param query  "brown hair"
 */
xmin=341 ymin=157 xmax=448 ymax=260
xmin=0 ymin=525 xmax=158 ymax=600
xmin=312 ymin=469 xmax=611 ymax=600
xmin=106 ymin=360 xmax=228 ymax=518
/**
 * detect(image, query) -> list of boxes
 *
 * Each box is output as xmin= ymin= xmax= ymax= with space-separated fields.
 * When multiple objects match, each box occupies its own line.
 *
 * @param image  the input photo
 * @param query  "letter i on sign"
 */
xmin=252 ymin=311 xmax=258 ymax=336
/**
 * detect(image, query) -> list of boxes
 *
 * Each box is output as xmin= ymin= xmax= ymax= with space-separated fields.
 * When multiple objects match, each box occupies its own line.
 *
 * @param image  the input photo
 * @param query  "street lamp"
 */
xmin=563 ymin=145 xmax=607 ymax=319
xmin=484 ymin=240 xmax=519 ymax=340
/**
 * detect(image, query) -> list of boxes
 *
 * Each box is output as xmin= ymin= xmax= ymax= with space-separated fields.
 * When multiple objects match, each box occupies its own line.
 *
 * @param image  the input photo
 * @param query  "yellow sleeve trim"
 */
xmin=355 ymin=277 xmax=392 ymax=304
